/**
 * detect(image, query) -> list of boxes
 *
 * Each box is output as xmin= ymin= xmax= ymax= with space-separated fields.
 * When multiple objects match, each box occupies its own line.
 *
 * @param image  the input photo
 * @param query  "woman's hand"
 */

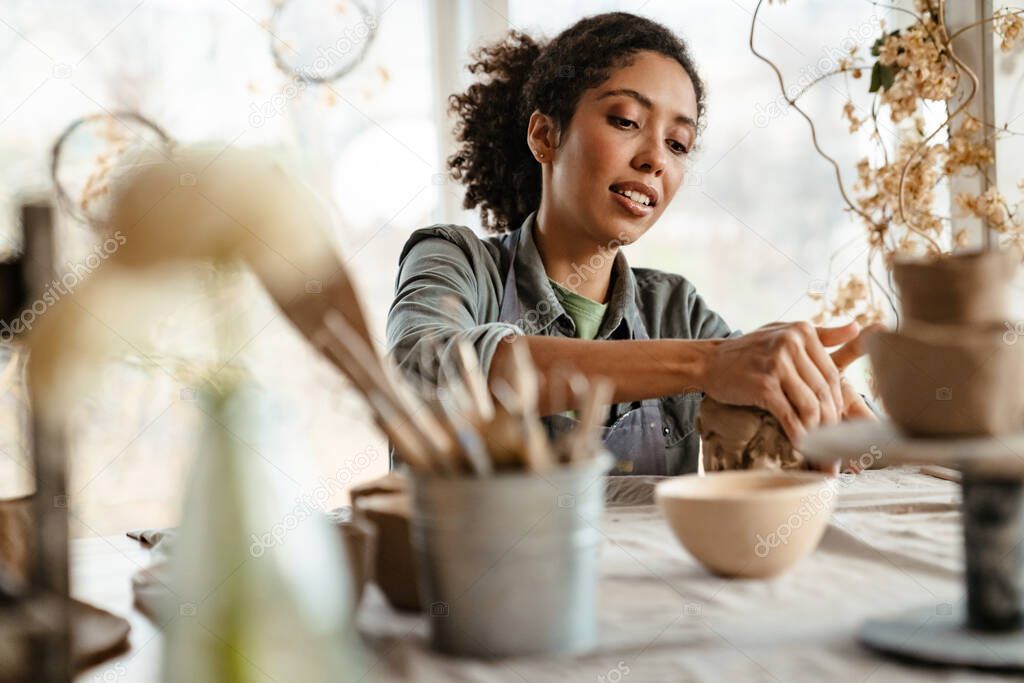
xmin=840 ymin=379 xmax=875 ymax=421
xmin=833 ymin=323 xmax=883 ymax=421
xmin=701 ymin=321 xmax=864 ymax=444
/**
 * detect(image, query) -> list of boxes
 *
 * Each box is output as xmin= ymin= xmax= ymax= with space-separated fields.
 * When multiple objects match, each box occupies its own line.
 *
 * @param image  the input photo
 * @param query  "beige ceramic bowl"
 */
xmin=655 ymin=471 xmax=836 ymax=578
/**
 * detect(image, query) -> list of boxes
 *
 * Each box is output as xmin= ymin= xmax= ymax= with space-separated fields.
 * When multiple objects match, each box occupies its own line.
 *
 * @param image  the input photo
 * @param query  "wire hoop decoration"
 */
xmin=268 ymin=0 xmax=379 ymax=85
xmin=50 ymin=111 xmax=174 ymax=228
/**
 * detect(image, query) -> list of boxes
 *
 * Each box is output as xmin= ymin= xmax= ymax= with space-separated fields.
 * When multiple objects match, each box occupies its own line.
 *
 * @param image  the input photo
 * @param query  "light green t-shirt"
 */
xmin=548 ymin=279 xmax=608 ymax=420
xmin=548 ymin=279 xmax=608 ymax=340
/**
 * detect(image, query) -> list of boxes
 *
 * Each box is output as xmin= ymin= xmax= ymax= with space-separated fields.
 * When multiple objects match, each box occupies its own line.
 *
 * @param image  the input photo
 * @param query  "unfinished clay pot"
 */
xmin=350 ymin=471 xmax=408 ymax=503
xmin=0 ymin=494 xmax=31 ymax=588
xmin=337 ymin=517 xmax=376 ymax=605
xmin=0 ymin=495 xmax=132 ymax=670
xmin=656 ymin=471 xmax=835 ymax=578
xmin=353 ymin=492 xmax=421 ymax=612
xmin=893 ymin=250 xmax=1018 ymax=325
xmin=696 ymin=398 xmax=805 ymax=472
xmin=868 ymin=322 xmax=1024 ymax=436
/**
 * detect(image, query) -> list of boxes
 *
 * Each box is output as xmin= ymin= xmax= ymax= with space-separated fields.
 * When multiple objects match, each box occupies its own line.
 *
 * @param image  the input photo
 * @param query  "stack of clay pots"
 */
xmin=868 ymin=250 xmax=1024 ymax=436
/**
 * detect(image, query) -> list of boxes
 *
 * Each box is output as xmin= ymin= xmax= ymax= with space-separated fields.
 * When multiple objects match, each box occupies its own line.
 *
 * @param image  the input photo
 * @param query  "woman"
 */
xmin=387 ymin=12 xmax=872 ymax=475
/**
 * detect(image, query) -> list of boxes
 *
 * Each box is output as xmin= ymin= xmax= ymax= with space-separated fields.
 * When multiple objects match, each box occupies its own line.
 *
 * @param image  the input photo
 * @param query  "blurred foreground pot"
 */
xmin=353 ymin=492 xmax=421 ymax=612
xmin=893 ymin=250 xmax=1017 ymax=325
xmin=338 ymin=517 xmax=376 ymax=606
xmin=0 ymin=495 xmax=131 ymax=671
xmin=868 ymin=322 xmax=1024 ymax=436
xmin=0 ymin=494 xmax=31 ymax=587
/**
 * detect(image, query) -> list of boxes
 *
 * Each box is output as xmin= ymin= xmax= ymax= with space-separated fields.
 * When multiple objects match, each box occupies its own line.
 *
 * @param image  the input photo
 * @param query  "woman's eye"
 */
xmin=668 ymin=140 xmax=690 ymax=155
xmin=609 ymin=116 xmax=637 ymax=129
xmin=609 ymin=116 xmax=689 ymax=155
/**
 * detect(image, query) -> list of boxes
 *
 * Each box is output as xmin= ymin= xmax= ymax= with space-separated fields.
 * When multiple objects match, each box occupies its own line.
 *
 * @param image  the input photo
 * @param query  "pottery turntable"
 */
xmin=804 ymin=421 xmax=1024 ymax=671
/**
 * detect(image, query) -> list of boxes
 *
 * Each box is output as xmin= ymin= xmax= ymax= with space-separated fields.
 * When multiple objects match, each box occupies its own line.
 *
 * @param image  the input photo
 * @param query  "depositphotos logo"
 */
xmin=1003 ymin=321 xmax=1024 ymax=345
xmin=753 ymin=486 xmax=838 ymax=558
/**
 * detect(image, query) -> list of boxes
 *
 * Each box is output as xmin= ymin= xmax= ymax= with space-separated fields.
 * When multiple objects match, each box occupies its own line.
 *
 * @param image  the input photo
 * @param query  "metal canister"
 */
xmin=410 ymin=454 xmax=611 ymax=658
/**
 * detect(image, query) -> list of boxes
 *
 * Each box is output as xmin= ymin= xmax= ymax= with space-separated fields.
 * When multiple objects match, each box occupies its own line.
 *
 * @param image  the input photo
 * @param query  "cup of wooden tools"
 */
xmin=313 ymin=313 xmax=613 ymax=658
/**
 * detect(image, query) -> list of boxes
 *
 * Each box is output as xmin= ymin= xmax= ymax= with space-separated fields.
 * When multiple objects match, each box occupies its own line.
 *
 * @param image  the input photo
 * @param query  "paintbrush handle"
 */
xmin=314 ymin=325 xmax=452 ymax=473
xmin=455 ymin=339 xmax=495 ymax=423
xmin=510 ymin=342 xmax=556 ymax=471
xmin=365 ymin=391 xmax=434 ymax=474
xmin=494 ymin=370 xmax=552 ymax=473
xmin=322 ymin=310 xmax=458 ymax=468
xmin=314 ymin=330 xmax=424 ymax=459
xmin=572 ymin=376 xmax=613 ymax=462
xmin=483 ymin=408 xmax=527 ymax=470
xmin=313 ymin=329 xmax=393 ymax=407
xmin=386 ymin=366 xmax=460 ymax=473
xmin=437 ymin=386 xmax=493 ymax=476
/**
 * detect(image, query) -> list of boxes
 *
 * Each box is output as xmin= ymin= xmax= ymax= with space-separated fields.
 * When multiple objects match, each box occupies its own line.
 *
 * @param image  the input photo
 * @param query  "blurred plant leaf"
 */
xmin=868 ymin=62 xmax=897 ymax=93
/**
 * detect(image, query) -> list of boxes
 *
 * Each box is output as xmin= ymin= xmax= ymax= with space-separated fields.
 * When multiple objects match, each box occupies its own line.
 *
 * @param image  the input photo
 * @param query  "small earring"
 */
xmin=537 ymin=152 xmax=545 ymax=160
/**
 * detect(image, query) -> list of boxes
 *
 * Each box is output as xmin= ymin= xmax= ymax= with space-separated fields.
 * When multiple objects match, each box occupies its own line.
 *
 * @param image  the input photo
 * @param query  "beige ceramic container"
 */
xmin=868 ymin=322 xmax=1024 ymax=436
xmin=353 ymin=492 xmax=421 ymax=612
xmin=893 ymin=250 xmax=1018 ymax=325
xmin=0 ymin=494 xmax=31 ymax=587
xmin=655 ymin=471 xmax=836 ymax=579
xmin=337 ymin=517 xmax=376 ymax=605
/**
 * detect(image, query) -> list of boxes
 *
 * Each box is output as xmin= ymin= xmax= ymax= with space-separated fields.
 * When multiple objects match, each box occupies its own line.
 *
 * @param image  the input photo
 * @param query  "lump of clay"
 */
xmin=696 ymin=397 xmax=807 ymax=472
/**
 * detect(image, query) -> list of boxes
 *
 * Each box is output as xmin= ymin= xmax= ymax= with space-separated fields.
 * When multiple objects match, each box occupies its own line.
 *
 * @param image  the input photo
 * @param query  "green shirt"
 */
xmin=548 ymin=278 xmax=607 ymax=341
xmin=386 ymin=211 xmax=739 ymax=475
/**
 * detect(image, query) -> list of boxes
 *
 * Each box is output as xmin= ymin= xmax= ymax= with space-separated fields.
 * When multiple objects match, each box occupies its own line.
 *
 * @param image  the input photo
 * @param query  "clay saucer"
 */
xmin=73 ymin=598 xmax=131 ymax=670
xmin=800 ymin=419 xmax=1024 ymax=477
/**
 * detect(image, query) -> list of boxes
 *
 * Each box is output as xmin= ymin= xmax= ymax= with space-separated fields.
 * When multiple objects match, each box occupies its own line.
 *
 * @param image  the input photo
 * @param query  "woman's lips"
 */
xmin=610 ymin=189 xmax=654 ymax=217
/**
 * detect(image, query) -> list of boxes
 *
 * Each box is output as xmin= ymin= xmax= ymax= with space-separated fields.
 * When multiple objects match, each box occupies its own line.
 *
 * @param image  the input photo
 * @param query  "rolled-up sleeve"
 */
xmin=688 ymin=288 xmax=742 ymax=340
xmin=386 ymin=230 xmax=522 ymax=388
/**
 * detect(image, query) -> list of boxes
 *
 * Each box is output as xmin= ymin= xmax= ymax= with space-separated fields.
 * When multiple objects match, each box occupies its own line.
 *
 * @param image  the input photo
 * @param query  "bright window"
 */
xmin=0 ymin=0 xmax=436 ymax=535
xmin=509 ymin=0 xmax=883 ymax=332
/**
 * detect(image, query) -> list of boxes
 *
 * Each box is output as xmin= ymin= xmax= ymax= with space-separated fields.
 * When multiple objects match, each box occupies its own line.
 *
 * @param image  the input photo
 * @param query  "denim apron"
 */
xmin=497 ymin=233 xmax=668 ymax=475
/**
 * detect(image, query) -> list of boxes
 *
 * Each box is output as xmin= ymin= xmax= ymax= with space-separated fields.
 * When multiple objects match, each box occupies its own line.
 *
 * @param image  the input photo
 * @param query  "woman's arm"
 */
xmin=388 ymin=231 xmax=870 ymax=444
xmin=490 ymin=320 xmax=867 ymax=444
xmin=490 ymin=336 xmax=713 ymax=413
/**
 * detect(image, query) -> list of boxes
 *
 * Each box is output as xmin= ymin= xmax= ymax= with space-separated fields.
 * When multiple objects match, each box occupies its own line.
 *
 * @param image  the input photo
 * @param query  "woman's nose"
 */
xmin=631 ymin=137 xmax=667 ymax=177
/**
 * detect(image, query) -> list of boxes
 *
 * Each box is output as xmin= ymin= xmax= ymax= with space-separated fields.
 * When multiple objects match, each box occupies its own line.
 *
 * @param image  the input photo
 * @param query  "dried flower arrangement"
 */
xmin=268 ymin=0 xmax=378 ymax=84
xmin=752 ymin=0 xmax=1024 ymax=326
xmin=50 ymin=112 xmax=173 ymax=228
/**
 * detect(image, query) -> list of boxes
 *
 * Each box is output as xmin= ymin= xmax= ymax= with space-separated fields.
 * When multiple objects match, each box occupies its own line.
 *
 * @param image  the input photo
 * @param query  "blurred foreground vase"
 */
xmin=161 ymin=382 xmax=365 ymax=683
xmin=869 ymin=249 xmax=1024 ymax=436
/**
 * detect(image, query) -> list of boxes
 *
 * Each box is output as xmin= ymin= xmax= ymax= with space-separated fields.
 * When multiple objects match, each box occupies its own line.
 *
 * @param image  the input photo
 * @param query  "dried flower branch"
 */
xmin=753 ymin=0 xmax=1024 ymax=325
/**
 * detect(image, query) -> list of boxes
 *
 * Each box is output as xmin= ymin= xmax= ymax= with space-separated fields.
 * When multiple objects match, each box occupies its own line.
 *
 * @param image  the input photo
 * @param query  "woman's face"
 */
xmin=534 ymin=50 xmax=698 ymax=247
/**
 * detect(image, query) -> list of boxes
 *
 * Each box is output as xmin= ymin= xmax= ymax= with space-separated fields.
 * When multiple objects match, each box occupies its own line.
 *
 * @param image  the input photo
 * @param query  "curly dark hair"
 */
xmin=447 ymin=12 xmax=706 ymax=234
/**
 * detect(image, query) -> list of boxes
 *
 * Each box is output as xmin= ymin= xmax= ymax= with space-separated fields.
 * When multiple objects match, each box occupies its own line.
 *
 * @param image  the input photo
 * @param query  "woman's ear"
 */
xmin=526 ymin=110 xmax=558 ymax=162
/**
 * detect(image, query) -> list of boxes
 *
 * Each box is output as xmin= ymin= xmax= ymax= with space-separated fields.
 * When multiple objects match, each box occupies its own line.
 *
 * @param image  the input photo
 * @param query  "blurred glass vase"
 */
xmin=162 ymin=379 xmax=365 ymax=683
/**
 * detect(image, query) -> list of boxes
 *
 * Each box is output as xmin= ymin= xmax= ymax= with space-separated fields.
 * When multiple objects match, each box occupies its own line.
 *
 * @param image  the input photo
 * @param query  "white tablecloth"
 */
xmin=353 ymin=467 xmax=1004 ymax=682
